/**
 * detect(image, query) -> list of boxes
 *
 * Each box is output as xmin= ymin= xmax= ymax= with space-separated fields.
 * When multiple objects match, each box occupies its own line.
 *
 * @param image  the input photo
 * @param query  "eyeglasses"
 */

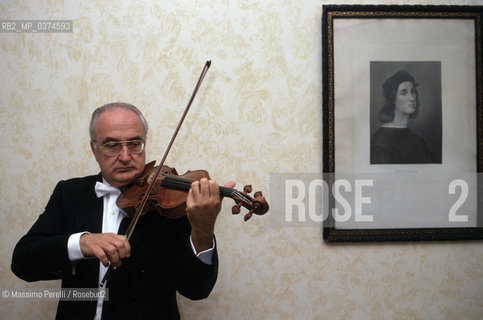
xmin=94 ymin=140 xmax=145 ymax=156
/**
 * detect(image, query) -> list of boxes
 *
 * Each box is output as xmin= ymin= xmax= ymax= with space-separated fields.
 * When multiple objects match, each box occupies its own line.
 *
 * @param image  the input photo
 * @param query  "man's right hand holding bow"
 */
xmin=80 ymin=233 xmax=131 ymax=268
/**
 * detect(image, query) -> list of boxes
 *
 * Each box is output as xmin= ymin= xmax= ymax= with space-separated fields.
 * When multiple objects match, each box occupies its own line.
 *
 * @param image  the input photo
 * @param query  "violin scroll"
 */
xmin=231 ymin=184 xmax=269 ymax=221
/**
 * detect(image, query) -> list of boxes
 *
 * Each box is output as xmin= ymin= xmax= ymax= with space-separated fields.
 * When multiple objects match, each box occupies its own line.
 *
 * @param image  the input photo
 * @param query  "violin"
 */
xmin=100 ymin=60 xmax=269 ymax=288
xmin=117 ymin=160 xmax=269 ymax=222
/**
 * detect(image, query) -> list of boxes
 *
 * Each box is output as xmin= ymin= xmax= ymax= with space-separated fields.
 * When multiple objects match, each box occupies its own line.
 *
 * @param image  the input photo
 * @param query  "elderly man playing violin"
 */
xmin=11 ymin=102 xmax=233 ymax=319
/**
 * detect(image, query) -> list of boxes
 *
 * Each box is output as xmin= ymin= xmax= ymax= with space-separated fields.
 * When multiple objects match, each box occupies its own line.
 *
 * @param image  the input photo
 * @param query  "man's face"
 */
xmin=90 ymin=108 xmax=146 ymax=187
xmin=394 ymin=81 xmax=417 ymax=115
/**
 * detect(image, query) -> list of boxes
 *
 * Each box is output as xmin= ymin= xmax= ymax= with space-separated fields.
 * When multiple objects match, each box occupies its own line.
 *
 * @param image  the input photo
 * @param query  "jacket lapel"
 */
xmin=75 ymin=173 xmax=104 ymax=234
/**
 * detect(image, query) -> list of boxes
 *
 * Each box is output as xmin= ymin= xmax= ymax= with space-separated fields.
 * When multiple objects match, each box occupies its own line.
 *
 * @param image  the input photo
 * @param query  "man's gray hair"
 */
xmin=89 ymin=102 xmax=149 ymax=141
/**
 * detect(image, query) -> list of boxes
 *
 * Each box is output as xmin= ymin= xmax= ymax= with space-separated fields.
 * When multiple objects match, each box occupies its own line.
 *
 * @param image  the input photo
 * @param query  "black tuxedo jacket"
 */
xmin=11 ymin=173 xmax=218 ymax=319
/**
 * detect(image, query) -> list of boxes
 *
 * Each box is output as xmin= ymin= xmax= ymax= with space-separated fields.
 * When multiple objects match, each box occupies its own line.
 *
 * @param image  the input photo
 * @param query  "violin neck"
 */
xmin=161 ymin=175 xmax=235 ymax=198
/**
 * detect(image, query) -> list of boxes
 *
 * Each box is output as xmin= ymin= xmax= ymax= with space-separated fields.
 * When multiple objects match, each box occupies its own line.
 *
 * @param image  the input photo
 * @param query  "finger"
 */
xmin=100 ymin=234 xmax=127 ymax=256
xmin=223 ymin=181 xmax=236 ymax=188
xmin=105 ymin=245 xmax=121 ymax=267
xmin=198 ymin=178 xmax=211 ymax=198
xmin=106 ymin=235 xmax=131 ymax=265
xmin=208 ymin=180 xmax=220 ymax=201
xmin=113 ymin=236 xmax=131 ymax=259
xmin=92 ymin=247 xmax=110 ymax=267
xmin=190 ymin=180 xmax=201 ymax=199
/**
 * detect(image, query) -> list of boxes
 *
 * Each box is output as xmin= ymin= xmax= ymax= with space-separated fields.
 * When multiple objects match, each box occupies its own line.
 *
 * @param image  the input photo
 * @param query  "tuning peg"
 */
xmin=232 ymin=203 xmax=241 ymax=215
xmin=244 ymin=210 xmax=253 ymax=221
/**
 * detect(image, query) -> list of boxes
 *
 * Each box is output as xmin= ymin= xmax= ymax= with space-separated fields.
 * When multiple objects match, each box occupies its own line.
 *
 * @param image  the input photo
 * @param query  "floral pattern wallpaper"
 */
xmin=1 ymin=0 xmax=482 ymax=319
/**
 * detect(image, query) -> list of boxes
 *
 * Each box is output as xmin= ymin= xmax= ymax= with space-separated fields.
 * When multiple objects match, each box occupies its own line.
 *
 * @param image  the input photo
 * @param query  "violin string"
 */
xmin=232 ymin=190 xmax=248 ymax=200
xmin=161 ymin=175 xmax=193 ymax=190
xmin=163 ymin=175 xmax=247 ymax=200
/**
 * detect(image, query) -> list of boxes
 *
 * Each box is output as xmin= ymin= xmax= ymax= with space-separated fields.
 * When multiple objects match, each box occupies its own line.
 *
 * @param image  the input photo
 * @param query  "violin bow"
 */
xmin=100 ymin=61 xmax=211 ymax=288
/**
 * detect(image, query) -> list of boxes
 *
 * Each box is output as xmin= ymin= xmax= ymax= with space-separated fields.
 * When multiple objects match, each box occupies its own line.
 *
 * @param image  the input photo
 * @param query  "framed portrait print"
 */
xmin=322 ymin=5 xmax=483 ymax=241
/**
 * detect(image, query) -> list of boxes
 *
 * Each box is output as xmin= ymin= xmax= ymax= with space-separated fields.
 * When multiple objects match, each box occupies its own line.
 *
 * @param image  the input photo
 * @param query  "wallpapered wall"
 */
xmin=1 ymin=1 xmax=482 ymax=319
